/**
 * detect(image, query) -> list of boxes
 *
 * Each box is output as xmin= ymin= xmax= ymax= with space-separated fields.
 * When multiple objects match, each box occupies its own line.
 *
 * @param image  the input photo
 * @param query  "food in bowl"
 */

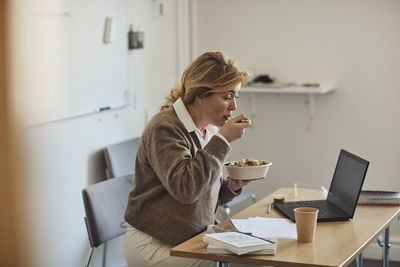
xmin=224 ymin=159 xmax=272 ymax=180
xmin=225 ymin=159 xmax=269 ymax=167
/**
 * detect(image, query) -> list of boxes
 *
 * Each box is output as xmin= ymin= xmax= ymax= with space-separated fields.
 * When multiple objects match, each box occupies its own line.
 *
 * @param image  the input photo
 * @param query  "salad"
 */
xmin=225 ymin=159 xmax=269 ymax=167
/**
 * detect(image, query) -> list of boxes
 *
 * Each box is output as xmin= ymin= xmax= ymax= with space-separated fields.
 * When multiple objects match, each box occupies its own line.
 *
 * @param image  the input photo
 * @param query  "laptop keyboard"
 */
xmin=297 ymin=200 xmax=345 ymax=217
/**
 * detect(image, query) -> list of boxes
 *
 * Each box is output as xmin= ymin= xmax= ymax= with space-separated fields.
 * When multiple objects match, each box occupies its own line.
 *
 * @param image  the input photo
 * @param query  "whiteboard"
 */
xmin=22 ymin=0 xmax=129 ymax=125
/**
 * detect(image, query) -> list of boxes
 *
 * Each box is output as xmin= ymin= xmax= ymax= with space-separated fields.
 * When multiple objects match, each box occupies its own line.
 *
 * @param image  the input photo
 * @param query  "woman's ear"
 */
xmin=194 ymin=95 xmax=204 ymax=105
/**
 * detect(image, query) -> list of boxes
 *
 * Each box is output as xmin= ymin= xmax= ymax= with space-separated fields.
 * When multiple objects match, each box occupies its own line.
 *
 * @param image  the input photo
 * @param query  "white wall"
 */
xmin=11 ymin=0 xmax=180 ymax=266
xmin=192 ymin=0 xmax=400 ymax=260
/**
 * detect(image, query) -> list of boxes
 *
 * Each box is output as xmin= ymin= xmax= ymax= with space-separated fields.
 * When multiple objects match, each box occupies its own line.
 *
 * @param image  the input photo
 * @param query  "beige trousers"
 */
xmin=123 ymin=225 xmax=215 ymax=267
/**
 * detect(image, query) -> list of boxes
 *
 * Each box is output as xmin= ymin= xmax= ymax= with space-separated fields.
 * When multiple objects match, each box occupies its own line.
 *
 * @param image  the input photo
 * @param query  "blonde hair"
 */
xmin=161 ymin=51 xmax=249 ymax=110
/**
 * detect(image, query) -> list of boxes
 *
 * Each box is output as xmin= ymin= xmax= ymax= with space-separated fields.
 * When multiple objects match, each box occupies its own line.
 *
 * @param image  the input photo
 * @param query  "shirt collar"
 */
xmin=173 ymin=98 xmax=218 ymax=135
xmin=173 ymin=98 xmax=198 ymax=133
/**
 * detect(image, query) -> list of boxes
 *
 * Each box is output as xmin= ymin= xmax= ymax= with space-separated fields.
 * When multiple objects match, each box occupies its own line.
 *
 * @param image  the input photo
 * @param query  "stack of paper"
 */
xmin=203 ymin=232 xmax=276 ymax=255
xmin=358 ymin=190 xmax=400 ymax=206
xmin=206 ymin=241 xmax=277 ymax=255
xmin=231 ymin=217 xmax=297 ymax=239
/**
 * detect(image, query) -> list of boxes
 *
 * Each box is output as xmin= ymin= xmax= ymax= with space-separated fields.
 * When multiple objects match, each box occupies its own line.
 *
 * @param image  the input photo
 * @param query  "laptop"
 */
xmin=274 ymin=149 xmax=369 ymax=222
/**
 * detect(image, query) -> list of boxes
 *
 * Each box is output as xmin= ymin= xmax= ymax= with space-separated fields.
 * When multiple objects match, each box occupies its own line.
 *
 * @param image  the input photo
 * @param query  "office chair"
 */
xmin=103 ymin=137 xmax=256 ymax=220
xmin=82 ymin=174 xmax=133 ymax=267
xmin=103 ymin=137 xmax=140 ymax=179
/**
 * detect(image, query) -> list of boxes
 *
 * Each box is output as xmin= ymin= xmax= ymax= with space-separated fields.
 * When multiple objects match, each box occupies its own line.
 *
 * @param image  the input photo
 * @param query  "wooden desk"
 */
xmin=171 ymin=187 xmax=400 ymax=267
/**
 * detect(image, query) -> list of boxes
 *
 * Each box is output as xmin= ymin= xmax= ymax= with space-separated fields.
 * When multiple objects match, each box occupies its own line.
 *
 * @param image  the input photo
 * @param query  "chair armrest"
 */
xmin=224 ymin=190 xmax=256 ymax=208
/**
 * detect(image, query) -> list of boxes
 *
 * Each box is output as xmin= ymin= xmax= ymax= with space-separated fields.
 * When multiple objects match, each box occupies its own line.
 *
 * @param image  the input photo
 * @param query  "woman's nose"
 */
xmin=229 ymin=98 xmax=237 ymax=110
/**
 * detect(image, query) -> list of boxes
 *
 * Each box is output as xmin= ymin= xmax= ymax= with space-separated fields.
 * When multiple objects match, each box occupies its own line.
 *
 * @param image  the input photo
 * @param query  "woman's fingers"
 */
xmin=219 ymin=114 xmax=252 ymax=143
xmin=227 ymin=177 xmax=259 ymax=192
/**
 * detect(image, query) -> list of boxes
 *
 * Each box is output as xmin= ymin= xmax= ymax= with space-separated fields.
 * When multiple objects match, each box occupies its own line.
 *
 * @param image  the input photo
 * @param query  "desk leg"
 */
xmin=383 ymin=226 xmax=390 ymax=267
xmin=356 ymin=252 xmax=363 ymax=267
xmin=216 ymin=262 xmax=230 ymax=267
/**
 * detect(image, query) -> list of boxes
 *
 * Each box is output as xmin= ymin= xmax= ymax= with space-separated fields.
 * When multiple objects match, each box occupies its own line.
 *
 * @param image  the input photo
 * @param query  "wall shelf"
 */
xmin=241 ymin=85 xmax=336 ymax=119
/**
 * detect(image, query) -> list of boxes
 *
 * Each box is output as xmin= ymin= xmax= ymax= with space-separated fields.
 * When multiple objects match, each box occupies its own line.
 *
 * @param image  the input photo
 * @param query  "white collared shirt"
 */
xmin=173 ymin=98 xmax=229 ymax=148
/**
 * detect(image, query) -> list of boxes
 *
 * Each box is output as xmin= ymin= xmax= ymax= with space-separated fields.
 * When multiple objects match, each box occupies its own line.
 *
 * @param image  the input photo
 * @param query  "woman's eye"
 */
xmin=224 ymin=94 xmax=235 ymax=100
xmin=223 ymin=93 xmax=239 ymax=101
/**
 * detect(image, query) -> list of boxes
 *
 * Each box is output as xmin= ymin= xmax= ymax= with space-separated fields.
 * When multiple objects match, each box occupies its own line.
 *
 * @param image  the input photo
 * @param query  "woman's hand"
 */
xmin=227 ymin=177 xmax=261 ymax=192
xmin=219 ymin=114 xmax=251 ymax=143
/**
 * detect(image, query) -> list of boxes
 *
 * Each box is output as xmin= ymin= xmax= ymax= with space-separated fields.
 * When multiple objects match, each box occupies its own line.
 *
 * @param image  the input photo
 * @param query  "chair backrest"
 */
xmin=82 ymin=174 xmax=133 ymax=247
xmin=103 ymin=137 xmax=140 ymax=179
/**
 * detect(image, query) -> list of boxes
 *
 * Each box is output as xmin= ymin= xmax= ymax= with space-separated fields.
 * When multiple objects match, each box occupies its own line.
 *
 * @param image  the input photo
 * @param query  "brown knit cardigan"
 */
xmin=124 ymin=107 xmax=240 ymax=246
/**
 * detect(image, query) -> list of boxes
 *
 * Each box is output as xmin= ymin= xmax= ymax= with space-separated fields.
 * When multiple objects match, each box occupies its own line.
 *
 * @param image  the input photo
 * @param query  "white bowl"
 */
xmin=224 ymin=160 xmax=272 ymax=180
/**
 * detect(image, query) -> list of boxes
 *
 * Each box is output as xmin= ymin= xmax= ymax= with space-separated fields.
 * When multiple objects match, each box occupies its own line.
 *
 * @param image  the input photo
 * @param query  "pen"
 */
xmin=235 ymin=230 xmax=276 ymax=244
xmin=96 ymin=106 xmax=111 ymax=112
xmin=267 ymin=202 xmax=273 ymax=214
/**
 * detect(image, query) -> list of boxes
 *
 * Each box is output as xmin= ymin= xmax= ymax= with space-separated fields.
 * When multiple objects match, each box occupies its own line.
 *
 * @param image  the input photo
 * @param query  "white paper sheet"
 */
xmin=231 ymin=217 xmax=297 ymax=239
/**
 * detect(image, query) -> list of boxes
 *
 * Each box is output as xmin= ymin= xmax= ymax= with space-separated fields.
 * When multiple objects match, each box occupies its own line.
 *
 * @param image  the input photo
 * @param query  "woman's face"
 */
xmin=201 ymin=83 xmax=241 ymax=127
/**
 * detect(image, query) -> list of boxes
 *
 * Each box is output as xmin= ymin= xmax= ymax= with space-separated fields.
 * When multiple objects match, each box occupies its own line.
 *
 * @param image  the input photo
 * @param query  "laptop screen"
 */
xmin=327 ymin=149 xmax=369 ymax=216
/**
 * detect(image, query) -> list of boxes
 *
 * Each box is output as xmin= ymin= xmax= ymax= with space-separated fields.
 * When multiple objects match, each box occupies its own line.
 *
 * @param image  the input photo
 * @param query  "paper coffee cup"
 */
xmin=294 ymin=207 xmax=319 ymax=242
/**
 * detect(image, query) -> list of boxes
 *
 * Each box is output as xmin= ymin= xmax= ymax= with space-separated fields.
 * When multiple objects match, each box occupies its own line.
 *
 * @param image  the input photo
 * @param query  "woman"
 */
xmin=123 ymin=51 xmax=254 ymax=267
